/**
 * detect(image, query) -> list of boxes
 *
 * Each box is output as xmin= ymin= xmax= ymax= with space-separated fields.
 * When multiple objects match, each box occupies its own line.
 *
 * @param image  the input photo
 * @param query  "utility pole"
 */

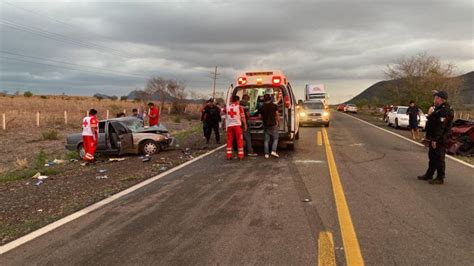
xmin=211 ymin=66 xmax=219 ymax=99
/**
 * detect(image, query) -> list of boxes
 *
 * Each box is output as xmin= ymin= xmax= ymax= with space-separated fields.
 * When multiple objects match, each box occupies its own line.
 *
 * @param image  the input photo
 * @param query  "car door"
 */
xmin=110 ymin=121 xmax=134 ymax=155
xmin=287 ymin=83 xmax=298 ymax=138
xmin=97 ymin=121 xmax=107 ymax=151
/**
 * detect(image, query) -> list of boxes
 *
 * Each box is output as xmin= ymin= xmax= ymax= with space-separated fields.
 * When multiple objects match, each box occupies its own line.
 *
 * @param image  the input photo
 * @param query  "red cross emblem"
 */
xmin=227 ymin=108 xmax=236 ymax=118
xmin=83 ymin=120 xmax=89 ymax=127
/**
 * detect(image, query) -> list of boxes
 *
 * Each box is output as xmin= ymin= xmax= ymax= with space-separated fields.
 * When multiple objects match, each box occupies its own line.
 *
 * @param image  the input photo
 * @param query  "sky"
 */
xmin=0 ymin=0 xmax=472 ymax=103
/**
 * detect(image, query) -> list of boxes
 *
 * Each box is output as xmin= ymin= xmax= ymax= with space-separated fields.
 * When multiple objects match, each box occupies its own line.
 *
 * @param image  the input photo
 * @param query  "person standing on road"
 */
xmin=260 ymin=94 xmax=280 ymax=159
xmin=418 ymin=91 xmax=454 ymax=185
xmin=406 ymin=100 xmax=421 ymax=140
xmin=225 ymin=95 xmax=246 ymax=160
xmin=82 ymin=109 xmax=99 ymax=163
xmin=202 ymin=98 xmax=221 ymax=144
xmin=240 ymin=94 xmax=257 ymax=157
xmin=146 ymin=102 xmax=160 ymax=126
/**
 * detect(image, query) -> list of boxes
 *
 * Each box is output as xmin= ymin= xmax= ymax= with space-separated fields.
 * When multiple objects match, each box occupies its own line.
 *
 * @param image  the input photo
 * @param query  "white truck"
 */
xmin=305 ymin=84 xmax=328 ymax=104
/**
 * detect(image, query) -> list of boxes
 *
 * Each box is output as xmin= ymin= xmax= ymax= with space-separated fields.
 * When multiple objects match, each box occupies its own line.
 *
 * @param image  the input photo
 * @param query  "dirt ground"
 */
xmin=0 ymin=117 xmax=224 ymax=245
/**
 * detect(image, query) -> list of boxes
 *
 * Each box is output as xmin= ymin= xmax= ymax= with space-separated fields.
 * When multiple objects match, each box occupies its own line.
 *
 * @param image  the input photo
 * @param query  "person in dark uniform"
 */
xmin=202 ymin=98 xmax=221 ymax=144
xmin=406 ymin=100 xmax=420 ymax=140
xmin=418 ymin=91 xmax=454 ymax=184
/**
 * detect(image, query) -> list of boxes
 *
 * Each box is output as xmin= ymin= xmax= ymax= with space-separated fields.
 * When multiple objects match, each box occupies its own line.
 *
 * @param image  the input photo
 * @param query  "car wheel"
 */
xmin=395 ymin=119 xmax=399 ymax=129
xmin=325 ymin=122 xmax=330 ymax=127
xmin=140 ymin=140 xmax=159 ymax=155
xmin=78 ymin=143 xmax=85 ymax=159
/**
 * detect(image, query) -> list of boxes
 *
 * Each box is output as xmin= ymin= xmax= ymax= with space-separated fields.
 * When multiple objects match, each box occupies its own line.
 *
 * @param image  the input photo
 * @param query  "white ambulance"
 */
xmin=226 ymin=70 xmax=299 ymax=149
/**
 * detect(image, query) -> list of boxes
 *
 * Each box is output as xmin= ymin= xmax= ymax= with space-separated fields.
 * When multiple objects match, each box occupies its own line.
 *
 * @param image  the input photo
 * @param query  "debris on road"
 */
xmin=98 ymin=169 xmax=107 ymax=174
xmin=35 ymin=180 xmax=43 ymax=186
xmin=31 ymin=172 xmax=48 ymax=180
xmin=96 ymin=175 xmax=108 ymax=179
xmin=142 ymin=157 xmax=151 ymax=162
xmin=447 ymin=119 xmax=474 ymax=156
xmin=109 ymin=158 xmax=126 ymax=162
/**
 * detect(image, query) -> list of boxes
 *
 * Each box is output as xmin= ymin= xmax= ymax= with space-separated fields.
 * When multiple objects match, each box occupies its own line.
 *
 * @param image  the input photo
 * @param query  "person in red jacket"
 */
xmin=225 ymin=95 xmax=247 ymax=160
xmin=146 ymin=102 xmax=160 ymax=126
xmin=82 ymin=109 xmax=99 ymax=162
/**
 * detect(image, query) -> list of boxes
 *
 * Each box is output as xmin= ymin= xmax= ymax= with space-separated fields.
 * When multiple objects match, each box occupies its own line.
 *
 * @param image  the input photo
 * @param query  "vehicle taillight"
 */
xmin=238 ymin=77 xmax=247 ymax=85
xmin=272 ymin=76 xmax=282 ymax=85
xmin=256 ymin=77 xmax=263 ymax=85
xmin=284 ymin=95 xmax=291 ymax=108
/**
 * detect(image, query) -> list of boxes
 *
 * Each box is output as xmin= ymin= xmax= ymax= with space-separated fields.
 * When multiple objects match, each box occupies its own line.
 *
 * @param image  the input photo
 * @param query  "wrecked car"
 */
xmin=66 ymin=117 xmax=176 ymax=158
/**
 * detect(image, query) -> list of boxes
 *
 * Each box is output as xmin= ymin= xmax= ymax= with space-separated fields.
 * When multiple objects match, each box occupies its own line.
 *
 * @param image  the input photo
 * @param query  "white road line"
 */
xmin=294 ymin=160 xmax=325 ymax=164
xmin=342 ymin=113 xmax=474 ymax=169
xmin=0 ymin=144 xmax=226 ymax=255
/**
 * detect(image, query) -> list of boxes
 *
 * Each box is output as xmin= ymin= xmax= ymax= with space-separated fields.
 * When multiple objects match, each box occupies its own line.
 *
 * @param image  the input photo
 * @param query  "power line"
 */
xmin=0 ymin=50 xmax=148 ymax=79
xmin=0 ymin=55 xmax=147 ymax=79
xmin=0 ymin=19 xmax=129 ymax=58
xmin=2 ymin=1 xmax=133 ymax=57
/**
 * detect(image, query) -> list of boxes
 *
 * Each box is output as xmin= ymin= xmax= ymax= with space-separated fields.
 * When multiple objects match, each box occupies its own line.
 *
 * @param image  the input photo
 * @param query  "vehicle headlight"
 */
xmin=323 ymin=111 xmax=329 ymax=117
xmin=300 ymin=112 xmax=306 ymax=117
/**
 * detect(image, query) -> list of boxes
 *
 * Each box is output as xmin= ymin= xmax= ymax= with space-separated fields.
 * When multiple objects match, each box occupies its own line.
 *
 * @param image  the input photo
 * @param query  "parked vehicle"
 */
xmin=66 ymin=117 xmax=175 ymax=158
xmin=386 ymin=106 xmax=427 ymax=129
xmin=299 ymin=100 xmax=330 ymax=127
xmin=344 ymin=104 xmax=358 ymax=113
xmin=226 ymin=70 xmax=299 ymax=149
xmin=337 ymin=104 xmax=346 ymax=112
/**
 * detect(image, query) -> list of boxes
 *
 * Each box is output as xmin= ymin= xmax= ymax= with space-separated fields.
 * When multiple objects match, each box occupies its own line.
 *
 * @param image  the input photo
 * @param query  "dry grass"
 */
xmin=0 ymin=95 xmax=202 ymax=130
xmin=14 ymin=158 xmax=29 ymax=170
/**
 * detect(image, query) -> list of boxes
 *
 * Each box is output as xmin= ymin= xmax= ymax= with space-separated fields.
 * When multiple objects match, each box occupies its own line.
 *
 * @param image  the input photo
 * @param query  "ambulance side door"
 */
xmin=110 ymin=121 xmax=134 ymax=154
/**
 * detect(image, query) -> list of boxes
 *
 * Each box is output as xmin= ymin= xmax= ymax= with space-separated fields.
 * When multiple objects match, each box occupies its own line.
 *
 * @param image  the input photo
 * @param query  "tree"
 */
xmin=109 ymin=95 xmax=118 ymax=101
xmin=145 ymin=77 xmax=169 ymax=111
xmin=385 ymin=52 xmax=462 ymax=111
xmin=120 ymin=96 xmax=128 ymax=101
xmin=23 ymin=91 xmax=33 ymax=97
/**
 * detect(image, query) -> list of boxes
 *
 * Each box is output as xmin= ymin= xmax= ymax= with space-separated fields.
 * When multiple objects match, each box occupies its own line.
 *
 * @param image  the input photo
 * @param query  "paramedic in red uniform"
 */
xmin=82 ymin=109 xmax=99 ymax=162
xmin=146 ymin=102 xmax=160 ymax=126
xmin=225 ymin=95 xmax=247 ymax=160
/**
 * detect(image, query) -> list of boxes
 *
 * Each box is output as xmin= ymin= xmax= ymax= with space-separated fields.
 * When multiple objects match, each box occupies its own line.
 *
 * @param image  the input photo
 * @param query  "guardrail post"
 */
xmin=64 ymin=110 xmax=68 ymax=125
xmin=36 ymin=111 xmax=40 ymax=127
xmin=2 ymin=113 xmax=5 ymax=130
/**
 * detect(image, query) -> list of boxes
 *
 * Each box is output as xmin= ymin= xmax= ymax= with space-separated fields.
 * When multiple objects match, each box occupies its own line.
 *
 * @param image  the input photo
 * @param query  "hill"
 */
xmin=348 ymin=71 xmax=474 ymax=105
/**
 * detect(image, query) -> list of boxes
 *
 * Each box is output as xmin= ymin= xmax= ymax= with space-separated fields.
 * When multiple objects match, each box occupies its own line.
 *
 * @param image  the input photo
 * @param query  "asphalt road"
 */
xmin=2 ymin=112 xmax=473 ymax=265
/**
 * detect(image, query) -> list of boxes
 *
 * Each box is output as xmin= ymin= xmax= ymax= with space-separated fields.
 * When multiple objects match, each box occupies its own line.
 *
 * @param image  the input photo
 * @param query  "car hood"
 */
xmin=133 ymin=124 xmax=169 ymax=134
xmin=303 ymin=109 xmax=325 ymax=113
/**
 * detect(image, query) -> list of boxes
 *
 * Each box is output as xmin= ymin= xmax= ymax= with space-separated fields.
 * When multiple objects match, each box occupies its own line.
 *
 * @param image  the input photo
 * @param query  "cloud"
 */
xmin=0 ymin=0 xmax=472 ymax=102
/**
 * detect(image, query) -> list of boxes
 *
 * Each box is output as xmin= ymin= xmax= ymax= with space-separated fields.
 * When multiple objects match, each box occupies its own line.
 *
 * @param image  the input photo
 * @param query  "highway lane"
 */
xmin=2 ymin=111 xmax=473 ymax=265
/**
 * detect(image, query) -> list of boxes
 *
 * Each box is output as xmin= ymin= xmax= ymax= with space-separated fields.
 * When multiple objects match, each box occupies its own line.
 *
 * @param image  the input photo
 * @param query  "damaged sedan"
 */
xmin=66 ymin=117 xmax=176 ymax=158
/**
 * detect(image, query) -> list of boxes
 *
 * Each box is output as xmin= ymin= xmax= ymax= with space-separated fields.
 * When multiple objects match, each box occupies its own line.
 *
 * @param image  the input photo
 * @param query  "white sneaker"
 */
xmin=271 ymin=152 xmax=279 ymax=158
xmin=265 ymin=154 xmax=269 ymax=159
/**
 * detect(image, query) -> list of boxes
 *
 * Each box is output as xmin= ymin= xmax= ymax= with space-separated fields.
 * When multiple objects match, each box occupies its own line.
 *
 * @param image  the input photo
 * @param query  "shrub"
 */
xmin=24 ymin=91 xmax=33 ymax=97
xmin=173 ymin=116 xmax=181 ymax=123
xmin=120 ymin=96 xmax=128 ymax=101
xmin=40 ymin=95 xmax=48 ymax=99
xmin=33 ymin=150 xmax=48 ymax=169
xmin=42 ymin=130 xmax=59 ymax=140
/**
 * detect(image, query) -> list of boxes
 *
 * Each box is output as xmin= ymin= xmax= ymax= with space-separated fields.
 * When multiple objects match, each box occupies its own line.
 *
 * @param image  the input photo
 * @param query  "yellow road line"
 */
xmin=318 ymin=231 xmax=336 ymax=266
xmin=317 ymin=131 xmax=322 ymax=146
xmin=322 ymin=127 xmax=364 ymax=266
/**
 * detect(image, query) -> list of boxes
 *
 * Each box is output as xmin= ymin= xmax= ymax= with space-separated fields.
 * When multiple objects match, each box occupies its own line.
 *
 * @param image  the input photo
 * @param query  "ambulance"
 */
xmin=226 ymin=70 xmax=299 ymax=149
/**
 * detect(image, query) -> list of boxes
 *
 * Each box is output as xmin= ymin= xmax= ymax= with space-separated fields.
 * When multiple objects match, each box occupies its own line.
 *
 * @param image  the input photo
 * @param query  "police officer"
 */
xmin=418 ymin=91 xmax=453 ymax=184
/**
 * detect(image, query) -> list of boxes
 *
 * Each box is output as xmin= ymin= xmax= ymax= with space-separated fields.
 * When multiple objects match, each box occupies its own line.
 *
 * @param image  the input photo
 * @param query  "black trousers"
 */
xmin=425 ymin=142 xmax=446 ymax=179
xmin=204 ymin=123 xmax=220 ymax=142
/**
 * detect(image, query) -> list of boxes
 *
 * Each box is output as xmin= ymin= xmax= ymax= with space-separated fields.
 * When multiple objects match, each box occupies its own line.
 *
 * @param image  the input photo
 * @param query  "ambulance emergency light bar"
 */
xmin=237 ymin=71 xmax=285 ymax=86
